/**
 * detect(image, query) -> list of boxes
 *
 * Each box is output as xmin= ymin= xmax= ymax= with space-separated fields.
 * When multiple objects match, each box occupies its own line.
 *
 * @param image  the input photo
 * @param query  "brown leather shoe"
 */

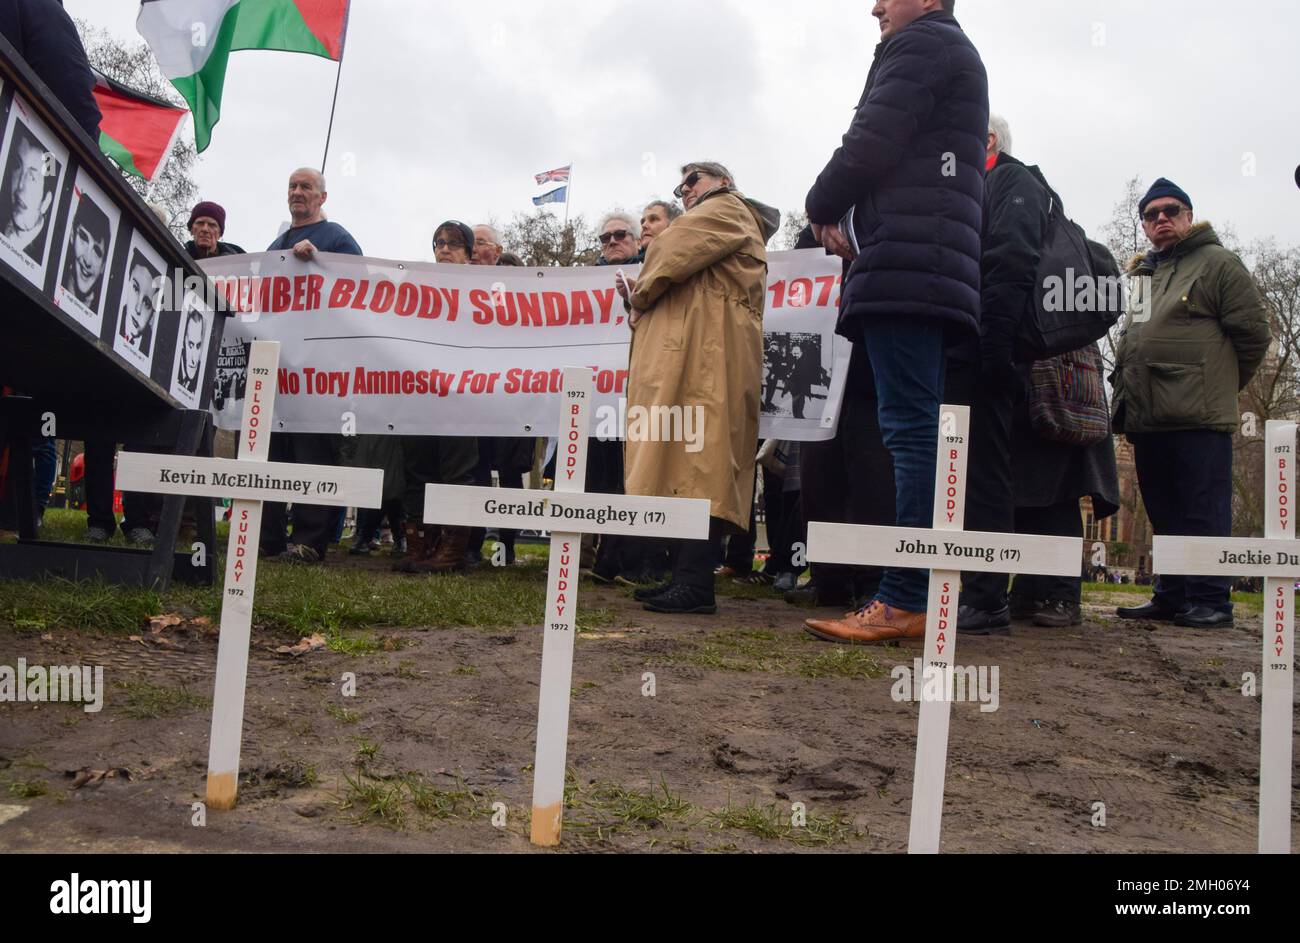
xmin=425 ymin=525 xmax=470 ymax=574
xmin=804 ymin=600 xmax=926 ymax=644
xmin=392 ymin=524 xmax=429 ymax=573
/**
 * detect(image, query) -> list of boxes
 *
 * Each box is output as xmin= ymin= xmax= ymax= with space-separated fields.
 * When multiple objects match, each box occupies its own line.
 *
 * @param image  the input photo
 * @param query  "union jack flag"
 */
xmin=534 ymin=165 xmax=571 ymax=185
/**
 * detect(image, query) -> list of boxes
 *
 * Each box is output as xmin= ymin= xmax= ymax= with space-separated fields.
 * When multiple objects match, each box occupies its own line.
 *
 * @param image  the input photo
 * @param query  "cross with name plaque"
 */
xmin=114 ymin=340 xmax=384 ymax=810
xmin=1152 ymin=419 xmax=1296 ymax=854
xmin=423 ymin=365 xmax=710 ymax=845
xmin=806 ymin=404 xmax=1083 ymax=853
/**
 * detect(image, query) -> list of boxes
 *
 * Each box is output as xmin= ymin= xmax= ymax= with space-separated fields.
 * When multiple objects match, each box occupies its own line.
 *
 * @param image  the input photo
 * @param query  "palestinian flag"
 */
xmin=136 ymin=1 xmax=350 ymax=152
xmin=92 ymin=70 xmax=188 ymax=182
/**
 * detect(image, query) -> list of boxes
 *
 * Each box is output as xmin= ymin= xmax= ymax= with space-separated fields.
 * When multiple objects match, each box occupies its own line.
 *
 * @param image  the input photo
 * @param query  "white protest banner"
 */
xmin=199 ymin=249 xmax=848 ymax=441
xmin=1152 ymin=419 xmax=1296 ymax=854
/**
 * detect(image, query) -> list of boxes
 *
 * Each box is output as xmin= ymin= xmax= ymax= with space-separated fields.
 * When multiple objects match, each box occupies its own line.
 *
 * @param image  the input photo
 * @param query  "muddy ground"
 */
xmin=0 ymin=558 xmax=1295 ymax=853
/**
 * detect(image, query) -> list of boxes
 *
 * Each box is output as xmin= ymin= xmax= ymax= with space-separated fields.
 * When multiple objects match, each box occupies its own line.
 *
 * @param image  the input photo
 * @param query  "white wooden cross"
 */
xmin=424 ymin=365 xmax=710 ymax=845
xmin=115 ymin=340 xmax=383 ymax=810
xmin=1152 ymin=419 xmax=1296 ymax=854
xmin=806 ymin=404 xmax=1082 ymax=853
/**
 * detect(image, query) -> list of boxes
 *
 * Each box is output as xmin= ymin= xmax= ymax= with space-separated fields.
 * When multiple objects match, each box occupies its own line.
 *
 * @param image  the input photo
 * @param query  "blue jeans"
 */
xmin=860 ymin=319 xmax=947 ymax=611
xmin=32 ymin=436 xmax=57 ymax=513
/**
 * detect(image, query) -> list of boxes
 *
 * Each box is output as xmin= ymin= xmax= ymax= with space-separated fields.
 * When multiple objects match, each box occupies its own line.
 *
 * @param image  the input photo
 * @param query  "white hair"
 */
xmin=598 ymin=210 xmax=640 ymax=240
xmin=474 ymin=223 xmax=501 ymax=245
xmin=291 ymin=166 xmax=327 ymax=191
xmin=988 ymin=114 xmax=1012 ymax=156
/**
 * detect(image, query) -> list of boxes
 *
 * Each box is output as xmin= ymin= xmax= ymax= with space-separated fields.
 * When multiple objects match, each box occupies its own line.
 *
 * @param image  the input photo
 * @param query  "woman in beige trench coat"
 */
xmin=618 ymin=161 xmax=779 ymax=615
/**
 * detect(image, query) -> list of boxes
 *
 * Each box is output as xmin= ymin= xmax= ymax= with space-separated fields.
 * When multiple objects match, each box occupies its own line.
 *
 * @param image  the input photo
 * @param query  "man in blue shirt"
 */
xmin=259 ymin=167 xmax=363 ymax=563
xmin=267 ymin=167 xmax=362 ymax=257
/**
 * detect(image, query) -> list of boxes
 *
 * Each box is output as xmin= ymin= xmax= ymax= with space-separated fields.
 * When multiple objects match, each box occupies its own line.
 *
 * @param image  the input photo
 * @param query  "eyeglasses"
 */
xmin=434 ymin=239 xmax=466 ymax=250
xmin=1142 ymin=203 xmax=1187 ymax=223
xmin=673 ymin=171 xmax=706 ymax=199
xmin=599 ymin=230 xmax=632 ymax=245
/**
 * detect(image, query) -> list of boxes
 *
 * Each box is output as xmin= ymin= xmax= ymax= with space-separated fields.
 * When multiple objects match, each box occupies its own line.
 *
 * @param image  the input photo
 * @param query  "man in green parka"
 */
xmin=1112 ymin=178 xmax=1270 ymax=628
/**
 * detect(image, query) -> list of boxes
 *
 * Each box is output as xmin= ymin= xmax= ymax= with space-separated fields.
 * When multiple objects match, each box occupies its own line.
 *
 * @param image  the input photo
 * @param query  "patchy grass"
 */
xmin=336 ymin=740 xmax=493 ymax=829
xmin=3 ymin=777 xmax=48 ymax=798
xmin=324 ymin=701 xmax=360 ymax=724
xmin=706 ymin=799 xmax=856 ymax=847
xmin=567 ymin=778 xmax=694 ymax=837
xmin=245 ymin=760 xmax=320 ymax=790
xmin=795 ymin=647 xmax=887 ymax=680
xmin=0 ymin=551 xmax=614 ymax=639
xmin=114 ymin=680 xmax=208 ymax=719
xmin=657 ymin=628 xmax=886 ymax=682
xmin=0 ymin=577 xmax=164 ymax=634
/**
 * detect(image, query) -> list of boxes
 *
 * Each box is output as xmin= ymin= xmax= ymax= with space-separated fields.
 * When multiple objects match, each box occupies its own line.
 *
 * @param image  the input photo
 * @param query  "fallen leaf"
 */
xmin=65 ymin=767 xmax=133 ymax=790
xmin=147 ymin=613 xmax=184 ymax=633
xmin=276 ymin=633 xmax=327 ymax=657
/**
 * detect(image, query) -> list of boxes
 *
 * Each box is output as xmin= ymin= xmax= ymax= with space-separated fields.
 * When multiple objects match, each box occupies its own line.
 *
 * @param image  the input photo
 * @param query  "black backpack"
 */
xmin=1015 ymin=184 xmax=1122 ymax=361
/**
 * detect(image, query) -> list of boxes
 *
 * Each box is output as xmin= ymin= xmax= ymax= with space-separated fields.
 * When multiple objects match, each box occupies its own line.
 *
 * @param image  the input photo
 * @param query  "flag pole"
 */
xmin=320 ymin=19 xmax=352 ymax=173
xmin=563 ymin=164 xmax=573 ymax=231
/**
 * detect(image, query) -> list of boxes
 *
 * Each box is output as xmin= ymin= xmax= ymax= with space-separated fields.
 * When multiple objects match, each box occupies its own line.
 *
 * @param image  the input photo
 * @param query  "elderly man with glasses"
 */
xmin=596 ymin=211 xmax=642 ymax=265
xmin=1111 ymin=178 xmax=1270 ymax=629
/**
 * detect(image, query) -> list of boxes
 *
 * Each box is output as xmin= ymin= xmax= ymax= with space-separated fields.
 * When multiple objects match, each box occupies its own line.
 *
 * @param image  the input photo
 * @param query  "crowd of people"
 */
xmin=7 ymin=0 xmax=1274 ymax=640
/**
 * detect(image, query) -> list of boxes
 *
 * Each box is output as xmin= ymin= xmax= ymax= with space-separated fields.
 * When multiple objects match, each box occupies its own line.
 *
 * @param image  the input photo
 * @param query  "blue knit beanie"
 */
xmin=1139 ymin=178 xmax=1192 ymax=215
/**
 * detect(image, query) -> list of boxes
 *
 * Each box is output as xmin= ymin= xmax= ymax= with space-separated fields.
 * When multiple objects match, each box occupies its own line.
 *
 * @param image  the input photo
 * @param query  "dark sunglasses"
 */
xmin=434 ymin=238 xmax=466 ymax=250
xmin=673 ymin=171 xmax=706 ymax=199
xmin=1142 ymin=203 xmax=1187 ymax=223
xmin=599 ymin=230 xmax=632 ymax=245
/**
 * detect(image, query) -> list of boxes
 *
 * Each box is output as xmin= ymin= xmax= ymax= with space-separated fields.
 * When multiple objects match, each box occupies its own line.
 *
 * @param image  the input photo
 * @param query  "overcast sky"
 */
xmin=66 ymin=0 xmax=1300 ymax=260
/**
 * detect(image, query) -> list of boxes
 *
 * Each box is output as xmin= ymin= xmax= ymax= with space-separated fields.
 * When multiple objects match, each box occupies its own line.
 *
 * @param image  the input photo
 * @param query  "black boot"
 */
xmin=957 ymin=604 xmax=1011 ymax=636
xmin=1116 ymin=600 xmax=1183 ymax=622
xmin=643 ymin=583 xmax=716 ymax=614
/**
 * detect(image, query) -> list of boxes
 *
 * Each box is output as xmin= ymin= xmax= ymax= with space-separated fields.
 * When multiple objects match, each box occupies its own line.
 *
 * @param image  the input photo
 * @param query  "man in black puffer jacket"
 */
xmin=803 ymin=0 xmax=987 ymax=645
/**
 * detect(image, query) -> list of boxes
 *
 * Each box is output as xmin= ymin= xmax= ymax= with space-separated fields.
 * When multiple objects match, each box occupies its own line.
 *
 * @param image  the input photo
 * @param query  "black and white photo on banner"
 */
xmin=169 ymin=289 xmax=213 ymax=407
xmin=54 ymin=167 xmax=118 ymax=336
xmin=762 ymin=330 xmax=831 ymax=420
xmin=0 ymin=92 xmax=67 ymax=287
xmin=112 ymin=231 xmax=165 ymax=373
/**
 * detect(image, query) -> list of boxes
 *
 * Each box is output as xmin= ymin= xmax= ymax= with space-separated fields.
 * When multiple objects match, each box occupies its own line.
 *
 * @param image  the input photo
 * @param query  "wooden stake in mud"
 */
xmin=115 ymin=341 xmax=383 ymax=810
xmin=423 ymin=366 xmax=709 ymax=845
xmin=1153 ymin=419 xmax=1296 ymax=854
xmin=807 ymin=404 xmax=1081 ymax=853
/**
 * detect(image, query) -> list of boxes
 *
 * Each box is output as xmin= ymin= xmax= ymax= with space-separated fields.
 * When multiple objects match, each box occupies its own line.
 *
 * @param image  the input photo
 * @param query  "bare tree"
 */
xmin=1096 ymin=175 xmax=1146 ymax=377
xmin=74 ymin=19 xmax=199 ymax=242
xmin=775 ymin=210 xmax=809 ymax=250
xmin=502 ymin=211 xmax=599 ymax=267
xmin=1232 ymin=239 xmax=1300 ymax=534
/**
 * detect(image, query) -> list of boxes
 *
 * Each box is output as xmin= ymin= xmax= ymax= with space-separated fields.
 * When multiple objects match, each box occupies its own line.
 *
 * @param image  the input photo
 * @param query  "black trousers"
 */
xmin=400 ymin=435 xmax=478 ymax=524
xmin=260 ymin=432 xmax=343 ymax=557
xmin=356 ymin=497 xmax=404 ymax=545
xmin=944 ymin=360 xmax=1017 ymax=611
xmin=585 ymin=439 xmax=625 ymax=574
xmin=1009 ymin=500 xmax=1084 ymax=605
xmin=720 ymin=466 xmax=759 ymax=570
xmin=799 ymin=378 xmax=894 ymax=603
xmin=1131 ymin=429 xmax=1234 ymax=612
xmin=674 ymin=517 xmax=728 ymax=590
xmin=762 ymin=467 xmax=805 ymax=575
xmin=84 ymin=440 xmax=160 ymax=535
